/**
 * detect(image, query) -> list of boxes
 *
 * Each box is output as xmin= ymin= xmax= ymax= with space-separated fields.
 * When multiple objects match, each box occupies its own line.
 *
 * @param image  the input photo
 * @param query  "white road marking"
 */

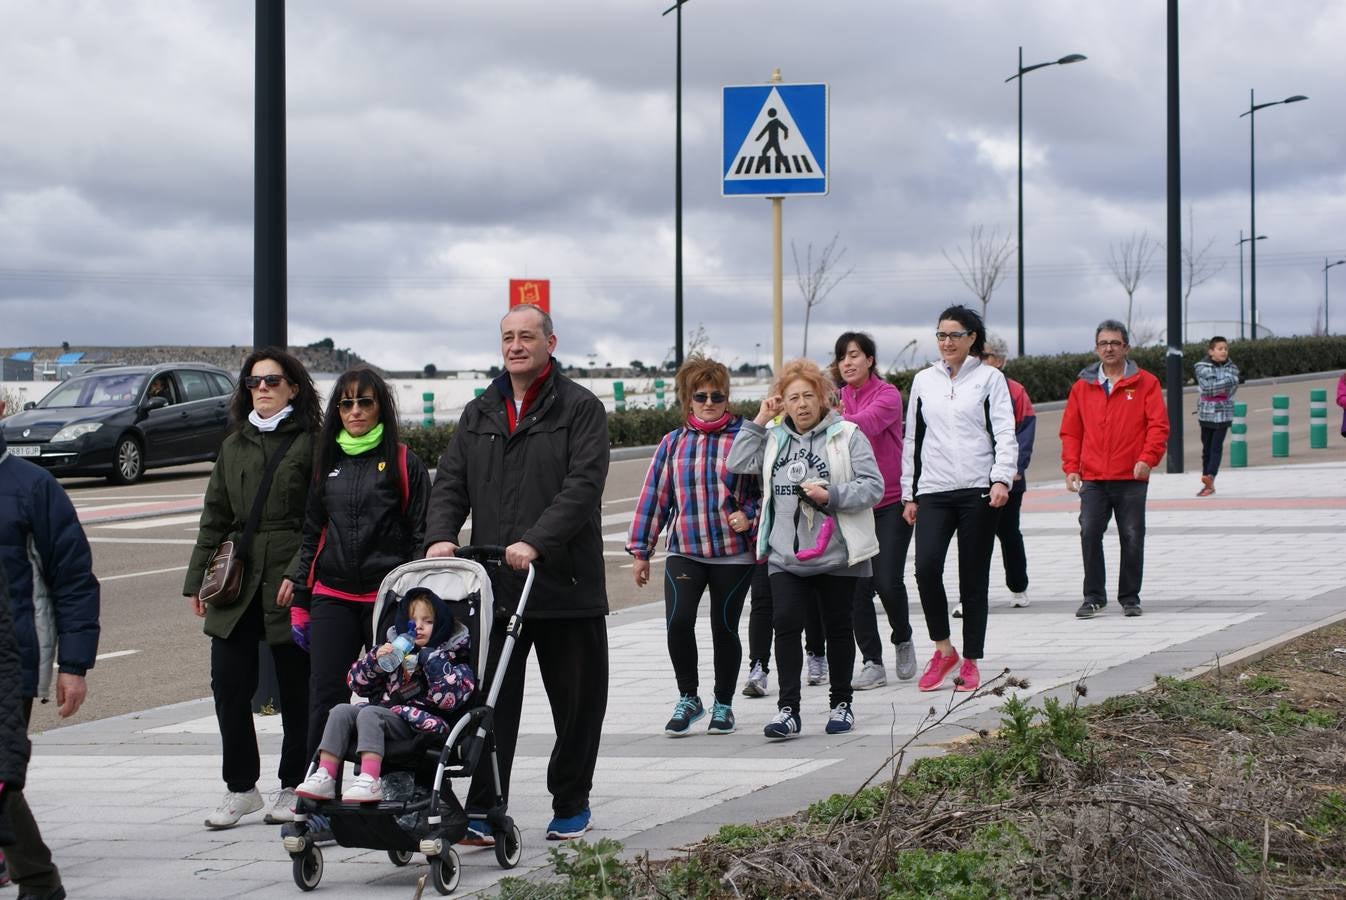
xmin=99 ymin=565 xmax=190 ymax=582
xmin=87 ymin=537 xmax=198 ymax=545
xmin=98 ymin=514 xmax=203 ymax=530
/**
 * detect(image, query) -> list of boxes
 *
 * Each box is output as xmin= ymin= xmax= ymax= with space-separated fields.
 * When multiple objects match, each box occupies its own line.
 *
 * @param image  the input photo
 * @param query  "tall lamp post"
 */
xmin=662 ymin=0 xmax=692 ymax=369
xmin=1236 ymin=231 xmax=1266 ymax=340
xmin=1005 ymin=47 xmax=1086 ymax=358
xmin=1324 ymin=258 xmax=1346 ymax=334
xmin=1240 ymin=90 xmax=1307 ymax=341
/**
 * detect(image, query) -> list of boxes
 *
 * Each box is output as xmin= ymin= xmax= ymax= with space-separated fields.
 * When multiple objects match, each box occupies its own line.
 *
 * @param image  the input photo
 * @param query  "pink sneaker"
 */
xmin=917 ymin=649 xmax=960 ymax=691
xmin=954 ymin=659 xmax=980 ymax=692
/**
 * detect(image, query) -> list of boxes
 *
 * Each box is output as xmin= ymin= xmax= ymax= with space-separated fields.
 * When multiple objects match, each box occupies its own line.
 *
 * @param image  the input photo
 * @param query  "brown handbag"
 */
xmin=198 ymin=431 xmax=300 ymax=608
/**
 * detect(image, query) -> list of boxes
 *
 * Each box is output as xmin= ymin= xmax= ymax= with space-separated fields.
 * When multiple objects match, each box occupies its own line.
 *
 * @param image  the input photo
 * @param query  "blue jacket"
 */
xmin=0 ymin=433 xmax=101 ymax=699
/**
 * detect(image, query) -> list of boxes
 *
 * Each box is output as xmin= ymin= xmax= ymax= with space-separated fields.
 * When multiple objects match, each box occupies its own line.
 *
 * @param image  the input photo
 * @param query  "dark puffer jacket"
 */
xmin=0 ymin=434 xmax=101 ymax=700
xmin=425 ymin=364 xmax=610 ymax=619
xmin=0 ymin=565 xmax=31 ymax=797
xmin=291 ymin=444 xmax=430 ymax=596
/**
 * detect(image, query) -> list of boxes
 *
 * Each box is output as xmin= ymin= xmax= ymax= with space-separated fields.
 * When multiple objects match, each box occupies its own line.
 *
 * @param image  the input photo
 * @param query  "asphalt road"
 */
xmin=31 ymin=373 xmax=1346 ymax=733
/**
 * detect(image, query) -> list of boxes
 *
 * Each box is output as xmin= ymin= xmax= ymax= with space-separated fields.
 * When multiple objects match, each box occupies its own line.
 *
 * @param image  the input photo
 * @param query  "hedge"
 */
xmin=885 ymin=335 xmax=1346 ymax=405
xmin=404 ymin=336 xmax=1346 ymax=463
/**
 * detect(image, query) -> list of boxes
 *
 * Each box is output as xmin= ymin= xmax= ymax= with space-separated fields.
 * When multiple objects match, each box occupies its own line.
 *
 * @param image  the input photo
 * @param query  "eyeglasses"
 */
xmin=1096 ymin=340 xmax=1126 ymax=349
xmin=935 ymin=330 xmax=971 ymax=342
xmin=692 ymin=392 xmax=728 ymax=404
xmin=338 ymin=397 xmax=377 ymax=412
xmin=244 ymin=374 xmax=291 ymax=389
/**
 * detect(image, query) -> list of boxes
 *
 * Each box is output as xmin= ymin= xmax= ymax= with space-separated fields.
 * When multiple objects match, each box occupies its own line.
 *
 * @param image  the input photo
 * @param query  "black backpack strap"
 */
xmin=237 ymin=430 xmax=301 ymax=562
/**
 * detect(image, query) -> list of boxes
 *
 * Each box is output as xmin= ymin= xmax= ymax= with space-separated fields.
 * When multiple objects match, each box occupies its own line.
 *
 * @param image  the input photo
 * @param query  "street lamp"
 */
xmin=1236 ymin=231 xmax=1266 ymax=341
xmin=662 ymin=0 xmax=692 ymax=369
xmin=1324 ymin=258 xmax=1346 ymax=334
xmin=1240 ymin=90 xmax=1307 ymax=341
xmin=1005 ymin=48 xmax=1086 ymax=358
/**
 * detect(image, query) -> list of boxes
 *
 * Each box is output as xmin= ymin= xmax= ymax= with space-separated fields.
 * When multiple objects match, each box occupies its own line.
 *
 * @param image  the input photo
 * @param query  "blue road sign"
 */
xmin=722 ymin=82 xmax=828 ymax=197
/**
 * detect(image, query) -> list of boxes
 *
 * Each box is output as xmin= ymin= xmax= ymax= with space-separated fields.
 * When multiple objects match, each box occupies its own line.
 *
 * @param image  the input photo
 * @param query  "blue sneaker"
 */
xmin=459 ymin=821 xmax=494 ymax=847
xmin=707 ymin=702 xmax=735 ymax=735
xmin=546 ymin=808 xmax=592 ymax=840
xmin=763 ymin=707 xmax=801 ymax=740
xmin=663 ymin=694 xmax=705 ymax=736
xmin=281 ymin=813 xmax=333 ymax=845
xmin=825 ymin=702 xmax=855 ymax=735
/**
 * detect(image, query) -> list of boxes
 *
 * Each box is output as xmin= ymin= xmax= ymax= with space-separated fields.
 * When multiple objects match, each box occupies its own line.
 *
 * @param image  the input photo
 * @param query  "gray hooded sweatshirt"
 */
xmin=727 ymin=410 xmax=884 ymax=577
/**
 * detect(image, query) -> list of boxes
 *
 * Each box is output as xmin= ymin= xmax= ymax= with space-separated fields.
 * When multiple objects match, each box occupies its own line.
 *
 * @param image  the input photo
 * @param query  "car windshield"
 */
xmin=41 ymin=372 xmax=149 ymax=408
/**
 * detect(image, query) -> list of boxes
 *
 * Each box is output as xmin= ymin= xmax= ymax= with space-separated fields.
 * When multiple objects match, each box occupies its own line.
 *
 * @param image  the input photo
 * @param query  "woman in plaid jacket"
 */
xmin=626 ymin=356 xmax=762 ymax=738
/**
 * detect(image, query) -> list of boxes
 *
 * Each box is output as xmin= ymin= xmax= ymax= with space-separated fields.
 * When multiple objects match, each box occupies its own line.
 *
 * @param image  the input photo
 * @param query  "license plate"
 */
xmin=9 ymin=445 xmax=41 ymax=457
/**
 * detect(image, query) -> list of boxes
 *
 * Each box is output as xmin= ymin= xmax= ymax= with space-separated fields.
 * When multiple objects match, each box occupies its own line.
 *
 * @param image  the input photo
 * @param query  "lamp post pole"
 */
xmin=662 ymin=0 xmax=692 ymax=370
xmin=1006 ymin=48 xmax=1086 ymax=358
xmin=1240 ymin=90 xmax=1307 ymax=341
xmin=1236 ymin=232 xmax=1265 ymax=341
xmin=1324 ymin=258 xmax=1346 ymax=335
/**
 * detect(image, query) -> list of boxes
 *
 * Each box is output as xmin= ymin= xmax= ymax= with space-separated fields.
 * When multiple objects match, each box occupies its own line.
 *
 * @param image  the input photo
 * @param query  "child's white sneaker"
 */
xmin=342 ymin=773 xmax=383 ymax=803
xmin=295 ymin=769 xmax=336 ymax=802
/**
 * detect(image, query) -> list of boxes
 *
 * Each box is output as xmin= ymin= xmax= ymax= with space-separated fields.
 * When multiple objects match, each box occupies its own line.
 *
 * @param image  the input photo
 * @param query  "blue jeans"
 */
xmin=1079 ymin=480 xmax=1148 ymax=607
xmin=1200 ymin=422 xmax=1230 ymax=478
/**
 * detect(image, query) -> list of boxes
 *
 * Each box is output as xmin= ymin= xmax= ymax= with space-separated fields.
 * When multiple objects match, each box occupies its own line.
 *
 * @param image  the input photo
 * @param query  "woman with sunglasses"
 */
xmin=286 ymin=367 xmax=430 ymax=767
xmin=900 ymin=306 xmax=1017 ymax=694
xmin=185 ymin=348 xmax=321 ymax=829
xmin=728 ymin=359 xmax=884 ymax=740
xmin=627 ymin=356 xmax=761 ymax=737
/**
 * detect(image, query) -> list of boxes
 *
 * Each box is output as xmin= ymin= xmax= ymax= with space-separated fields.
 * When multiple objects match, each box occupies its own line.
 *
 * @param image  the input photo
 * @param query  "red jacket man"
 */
xmin=1060 ymin=320 xmax=1168 ymax=619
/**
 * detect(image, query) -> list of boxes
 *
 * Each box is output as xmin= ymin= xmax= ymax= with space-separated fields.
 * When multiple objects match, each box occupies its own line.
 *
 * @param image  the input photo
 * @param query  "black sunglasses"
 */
xmin=244 ymin=374 xmax=291 ymax=389
xmin=692 ymin=391 xmax=728 ymax=404
xmin=337 ymin=397 xmax=377 ymax=411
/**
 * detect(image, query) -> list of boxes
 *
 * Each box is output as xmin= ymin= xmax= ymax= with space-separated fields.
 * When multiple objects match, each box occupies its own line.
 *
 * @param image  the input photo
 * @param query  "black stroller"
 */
xmin=283 ymin=546 xmax=533 ymax=894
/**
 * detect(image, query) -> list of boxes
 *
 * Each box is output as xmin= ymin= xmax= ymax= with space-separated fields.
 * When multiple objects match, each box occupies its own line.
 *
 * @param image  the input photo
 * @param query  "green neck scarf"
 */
xmin=337 ymin=421 xmax=384 ymax=456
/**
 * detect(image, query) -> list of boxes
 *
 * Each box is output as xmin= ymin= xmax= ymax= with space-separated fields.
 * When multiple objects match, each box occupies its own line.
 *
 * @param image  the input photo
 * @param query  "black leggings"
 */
xmin=747 ymin=561 xmax=827 ymax=670
xmin=994 ymin=485 xmax=1028 ymax=594
xmin=769 ymin=570 xmax=857 ymax=712
xmin=913 ymin=488 xmax=1000 ymax=660
xmin=852 ymin=502 xmax=915 ymax=662
xmin=664 ymin=556 xmax=753 ymax=706
xmin=1200 ymin=422 xmax=1230 ymax=478
xmin=306 ymin=593 xmax=375 ymax=759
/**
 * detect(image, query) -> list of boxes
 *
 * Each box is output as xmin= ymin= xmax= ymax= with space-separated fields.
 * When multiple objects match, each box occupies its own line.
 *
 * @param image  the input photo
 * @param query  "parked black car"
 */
xmin=1 ymin=364 xmax=235 ymax=484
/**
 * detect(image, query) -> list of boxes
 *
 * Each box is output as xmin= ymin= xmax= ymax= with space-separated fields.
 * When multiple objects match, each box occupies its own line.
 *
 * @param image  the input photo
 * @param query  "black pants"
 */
xmin=913 ymin=488 xmax=1000 ymax=660
xmin=664 ymin=556 xmax=752 ymax=706
xmin=769 ymin=571 xmax=857 ymax=713
xmin=210 ymin=594 xmax=311 ymax=792
xmin=994 ymin=485 xmax=1029 ymax=593
xmin=746 ymin=562 xmax=773 ymax=673
xmin=1079 ymin=479 xmax=1149 ymax=607
xmin=851 ymin=503 xmax=915 ymax=663
xmin=0 ymin=698 xmax=58 ymax=893
xmin=306 ymin=594 xmax=374 ymax=759
xmin=1200 ymin=422 xmax=1230 ymax=478
xmin=467 ymin=615 xmax=608 ymax=819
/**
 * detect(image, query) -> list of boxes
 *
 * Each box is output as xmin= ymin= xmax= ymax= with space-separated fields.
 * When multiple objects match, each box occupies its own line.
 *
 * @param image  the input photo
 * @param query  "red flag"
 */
xmin=509 ymin=279 xmax=550 ymax=313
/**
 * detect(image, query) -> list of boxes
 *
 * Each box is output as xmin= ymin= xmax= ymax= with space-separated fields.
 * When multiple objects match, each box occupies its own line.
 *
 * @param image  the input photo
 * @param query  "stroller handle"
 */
xmin=454 ymin=544 xmax=507 ymax=562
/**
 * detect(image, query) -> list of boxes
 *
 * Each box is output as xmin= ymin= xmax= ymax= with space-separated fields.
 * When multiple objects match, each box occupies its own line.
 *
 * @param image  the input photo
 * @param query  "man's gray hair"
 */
xmin=502 ymin=303 xmax=554 ymax=338
xmin=1094 ymin=319 xmax=1129 ymax=345
xmin=983 ymin=333 xmax=1010 ymax=359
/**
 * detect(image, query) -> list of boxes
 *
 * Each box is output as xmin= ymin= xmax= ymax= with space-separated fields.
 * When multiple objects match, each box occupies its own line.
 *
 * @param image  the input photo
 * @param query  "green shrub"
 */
xmin=401 ymin=422 xmax=454 ymax=465
xmin=806 ymin=785 xmax=890 ymax=825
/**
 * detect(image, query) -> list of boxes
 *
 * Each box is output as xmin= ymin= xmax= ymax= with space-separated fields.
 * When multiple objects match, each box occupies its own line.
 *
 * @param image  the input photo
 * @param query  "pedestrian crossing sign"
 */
xmin=722 ymin=82 xmax=828 ymax=197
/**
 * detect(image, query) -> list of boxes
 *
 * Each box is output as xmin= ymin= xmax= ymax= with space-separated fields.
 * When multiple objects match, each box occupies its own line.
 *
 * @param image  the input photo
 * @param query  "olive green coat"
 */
xmin=183 ymin=418 xmax=315 ymax=646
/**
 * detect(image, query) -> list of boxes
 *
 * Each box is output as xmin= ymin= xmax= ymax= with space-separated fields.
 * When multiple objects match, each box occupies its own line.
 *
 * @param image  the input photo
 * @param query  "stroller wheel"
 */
xmin=388 ymin=849 xmax=414 ymax=867
xmin=292 ymin=844 xmax=323 ymax=891
xmin=429 ymin=847 xmax=462 ymax=895
xmin=494 ymin=823 xmax=523 ymax=869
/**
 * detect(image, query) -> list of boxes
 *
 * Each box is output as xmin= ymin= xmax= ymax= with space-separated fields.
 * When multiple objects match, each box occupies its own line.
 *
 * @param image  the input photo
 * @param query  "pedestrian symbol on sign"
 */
xmin=722 ymin=83 xmax=827 ymax=197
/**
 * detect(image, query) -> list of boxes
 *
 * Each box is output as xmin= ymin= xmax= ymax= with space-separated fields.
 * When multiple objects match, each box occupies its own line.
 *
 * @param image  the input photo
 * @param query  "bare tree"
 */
xmin=793 ymin=234 xmax=853 ymax=358
xmin=1108 ymin=230 xmax=1159 ymax=334
xmin=1182 ymin=206 xmax=1224 ymax=343
xmin=942 ymin=225 xmax=1014 ymax=322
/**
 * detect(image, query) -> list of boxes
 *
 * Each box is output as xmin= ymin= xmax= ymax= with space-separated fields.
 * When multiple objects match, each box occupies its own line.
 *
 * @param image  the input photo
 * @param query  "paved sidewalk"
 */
xmin=23 ymin=462 xmax=1346 ymax=898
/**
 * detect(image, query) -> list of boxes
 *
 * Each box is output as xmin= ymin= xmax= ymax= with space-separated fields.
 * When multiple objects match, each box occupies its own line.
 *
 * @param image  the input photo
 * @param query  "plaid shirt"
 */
xmin=1194 ymin=359 xmax=1239 ymax=424
xmin=626 ymin=417 xmax=762 ymax=561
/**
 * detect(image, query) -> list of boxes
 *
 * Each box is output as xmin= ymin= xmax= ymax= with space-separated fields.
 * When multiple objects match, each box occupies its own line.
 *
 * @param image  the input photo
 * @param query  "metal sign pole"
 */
xmin=772 ymin=196 xmax=783 ymax=375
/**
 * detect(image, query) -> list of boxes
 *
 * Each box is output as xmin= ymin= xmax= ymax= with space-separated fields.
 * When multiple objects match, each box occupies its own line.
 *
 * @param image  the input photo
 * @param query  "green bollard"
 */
xmin=1309 ymin=388 xmax=1328 ymax=449
xmin=422 ymin=391 xmax=435 ymax=427
xmin=613 ymin=380 xmax=626 ymax=412
xmin=1271 ymin=395 xmax=1289 ymax=458
xmin=654 ymin=378 xmax=666 ymax=410
xmin=1230 ymin=403 xmax=1248 ymax=468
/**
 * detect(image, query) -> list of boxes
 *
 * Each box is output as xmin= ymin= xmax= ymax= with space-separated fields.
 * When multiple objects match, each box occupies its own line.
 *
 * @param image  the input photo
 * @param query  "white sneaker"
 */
xmin=742 ymin=661 xmax=769 ymax=698
xmin=806 ymin=653 xmax=829 ymax=685
xmin=204 ymin=788 xmax=263 ymax=829
xmin=1010 ymin=591 xmax=1030 ymax=608
xmin=342 ymin=772 xmax=383 ymax=803
xmin=295 ymin=769 xmax=336 ymax=802
xmin=264 ymin=787 xmax=297 ymax=823
xmin=851 ymin=660 xmax=887 ymax=690
xmin=951 ymin=603 xmax=964 ymax=619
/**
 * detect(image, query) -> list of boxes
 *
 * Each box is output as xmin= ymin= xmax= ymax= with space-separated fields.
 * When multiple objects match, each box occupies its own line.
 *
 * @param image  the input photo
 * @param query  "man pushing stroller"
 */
xmin=295 ymin=588 xmax=475 ymax=804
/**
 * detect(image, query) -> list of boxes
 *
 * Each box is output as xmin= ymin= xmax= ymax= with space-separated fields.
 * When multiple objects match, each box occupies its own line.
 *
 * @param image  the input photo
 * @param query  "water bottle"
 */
xmin=377 ymin=624 xmax=418 ymax=672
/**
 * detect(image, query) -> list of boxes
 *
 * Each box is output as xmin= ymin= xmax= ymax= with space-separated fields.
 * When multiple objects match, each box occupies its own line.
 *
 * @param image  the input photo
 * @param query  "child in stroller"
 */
xmin=295 ymin=587 xmax=475 ymax=804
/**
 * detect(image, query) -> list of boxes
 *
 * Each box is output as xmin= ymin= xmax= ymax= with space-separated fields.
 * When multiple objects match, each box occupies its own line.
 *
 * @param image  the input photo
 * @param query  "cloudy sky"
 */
xmin=3 ymin=1 xmax=1344 ymax=373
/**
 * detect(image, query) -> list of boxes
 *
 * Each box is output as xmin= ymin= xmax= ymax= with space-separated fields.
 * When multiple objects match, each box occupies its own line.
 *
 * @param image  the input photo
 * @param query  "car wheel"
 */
xmin=109 ymin=435 xmax=144 ymax=485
